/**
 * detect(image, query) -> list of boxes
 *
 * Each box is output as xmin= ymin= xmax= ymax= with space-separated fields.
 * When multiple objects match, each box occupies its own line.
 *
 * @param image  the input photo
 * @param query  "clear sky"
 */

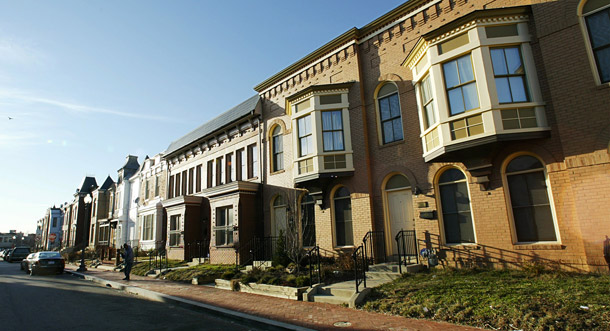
xmin=0 ymin=0 xmax=406 ymax=233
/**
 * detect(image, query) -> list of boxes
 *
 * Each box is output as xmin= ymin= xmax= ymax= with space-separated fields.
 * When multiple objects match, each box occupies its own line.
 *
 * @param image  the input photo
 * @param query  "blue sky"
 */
xmin=0 ymin=0 xmax=405 ymax=233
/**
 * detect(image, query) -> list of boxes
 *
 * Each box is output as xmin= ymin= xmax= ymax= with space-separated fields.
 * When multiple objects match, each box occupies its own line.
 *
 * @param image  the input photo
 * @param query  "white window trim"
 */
xmin=578 ymin=1 xmax=610 ymax=86
xmin=501 ymin=153 xmax=562 ymax=245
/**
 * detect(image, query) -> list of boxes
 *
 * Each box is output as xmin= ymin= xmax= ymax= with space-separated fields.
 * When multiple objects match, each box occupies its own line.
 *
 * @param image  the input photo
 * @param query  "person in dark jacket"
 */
xmin=121 ymin=243 xmax=134 ymax=280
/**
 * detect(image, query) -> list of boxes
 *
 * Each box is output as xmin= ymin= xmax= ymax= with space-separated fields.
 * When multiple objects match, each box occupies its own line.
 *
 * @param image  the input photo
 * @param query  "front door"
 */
xmin=387 ymin=189 xmax=414 ymax=255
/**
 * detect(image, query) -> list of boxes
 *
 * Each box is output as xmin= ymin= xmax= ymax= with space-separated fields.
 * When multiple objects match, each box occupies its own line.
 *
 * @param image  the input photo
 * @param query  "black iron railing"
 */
xmin=306 ymin=245 xmax=321 ymax=287
xmin=363 ymin=230 xmax=386 ymax=268
xmin=148 ymin=242 xmax=168 ymax=273
xmin=352 ymin=245 xmax=366 ymax=293
xmin=186 ymin=239 xmax=210 ymax=263
xmin=240 ymin=236 xmax=279 ymax=266
xmin=395 ymin=229 xmax=418 ymax=274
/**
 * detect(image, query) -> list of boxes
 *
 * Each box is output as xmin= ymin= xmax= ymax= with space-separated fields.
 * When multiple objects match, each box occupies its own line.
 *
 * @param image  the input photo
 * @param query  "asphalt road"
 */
xmin=0 ymin=260 xmax=266 ymax=331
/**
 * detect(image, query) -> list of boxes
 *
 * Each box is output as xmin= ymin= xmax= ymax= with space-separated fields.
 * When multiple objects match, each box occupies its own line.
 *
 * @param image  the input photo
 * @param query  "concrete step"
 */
xmin=365 ymin=271 xmax=401 ymax=282
xmin=317 ymin=286 xmax=354 ymax=298
xmin=368 ymin=263 xmax=400 ymax=273
xmin=312 ymin=294 xmax=350 ymax=305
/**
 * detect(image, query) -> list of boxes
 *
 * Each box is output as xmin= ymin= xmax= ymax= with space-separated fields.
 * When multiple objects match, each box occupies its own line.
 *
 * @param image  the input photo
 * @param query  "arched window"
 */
xmin=300 ymin=194 xmax=316 ymax=247
xmin=437 ymin=168 xmax=475 ymax=244
xmin=272 ymin=195 xmax=287 ymax=237
xmin=333 ymin=187 xmax=353 ymax=246
xmin=581 ymin=0 xmax=610 ymax=83
xmin=271 ymin=125 xmax=284 ymax=172
xmin=386 ymin=174 xmax=411 ymax=190
xmin=505 ymin=155 xmax=558 ymax=243
xmin=377 ymin=83 xmax=404 ymax=144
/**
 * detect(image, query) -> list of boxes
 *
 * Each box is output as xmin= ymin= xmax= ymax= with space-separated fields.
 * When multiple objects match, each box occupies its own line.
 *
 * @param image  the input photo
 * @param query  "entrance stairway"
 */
xmin=308 ymin=262 xmax=423 ymax=307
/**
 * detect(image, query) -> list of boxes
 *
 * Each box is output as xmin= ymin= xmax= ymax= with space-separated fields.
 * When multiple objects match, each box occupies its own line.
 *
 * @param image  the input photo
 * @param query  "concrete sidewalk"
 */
xmin=65 ymin=266 xmax=479 ymax=331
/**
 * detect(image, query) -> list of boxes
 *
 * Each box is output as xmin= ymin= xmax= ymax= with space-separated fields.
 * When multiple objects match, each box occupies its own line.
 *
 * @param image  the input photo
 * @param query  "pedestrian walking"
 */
xmin=121 ymin=243 xmax=134 ymax=280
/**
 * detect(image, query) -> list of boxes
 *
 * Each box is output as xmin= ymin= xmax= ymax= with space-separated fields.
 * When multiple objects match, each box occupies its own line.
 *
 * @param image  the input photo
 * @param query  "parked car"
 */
xmin=0 ymin=249 xmax=7 ymax=259
xmin=23 ymin=251 xmax=65 ymax=275
xmin=20 ymin=253 xmax=35 ymax=270
xmin=7 ymin=247 xmax=30 ymax=262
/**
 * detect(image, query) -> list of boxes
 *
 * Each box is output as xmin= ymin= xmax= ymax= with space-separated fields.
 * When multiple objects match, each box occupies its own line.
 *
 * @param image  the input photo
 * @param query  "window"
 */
xmin=247 ymin=144 xmax=258 ymax=179
xmin=188 ymin=168 xmax=194 ymax=194
xmin=215 ymin=206 xmax=234 ymax=246
xmin=377 ymin=83 xmax=404 ymax=144
xmin=142 ymin=214 xmax=154 ymax=241
xmin=169 ymin=215 xmax=181 ymax=246
xmin=226 ymin=153 xmax=233 ymax=183
xmin=583 ymin=1 xmax=610 ymax=83
xmin=98 ymin=225 xmax=109 ymax=243
xmin=419 ymin=75 xmax=437 ymax=130
xmin=52 ymin=217 xmax=57 ymax=227
xmin=491 ymin=47 xmax=529 ymax=103
xmin=322 ymin=110 xmax=345 ymax=151
xmin=145 ymin=178 xmax=150 ymax=199
xmin=155 ymin=175 xmax=160 ymax=197
xmin=168 ymin=175 xmax=175 ymax=199
xmin=207 ymin=160 xmax=213 ymax=188
xmin=175 ymin=173 xmax=181 ymax=197
xmin=271 ymin=126 xmax=284 ymax=172
xmin=443 ymin=54 xmax=479 ymax=115
xmin=301 ymin=194 xmax=316 ymax=247
xmin=195 ymin=165 xmax=202 ymax=192
xmin=297 ymin=115 xmax=313 ymax=156
xmin=237 ymin=148 xmax=246 ymax=181
xmin=216 ymin=157 xmax=224 ymax=186
xmin=181 ymin=170 xmax=187 ymax=195
xmin=438 ymin=169 xmax=475 ymax=244
xmin=333 ymin=187 xmax=353 ymax=246
xmin=505 ymin=155 xmax=558 ymax=242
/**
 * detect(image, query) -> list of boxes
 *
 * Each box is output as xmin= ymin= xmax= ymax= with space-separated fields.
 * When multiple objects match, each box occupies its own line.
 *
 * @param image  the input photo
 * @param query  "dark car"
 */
xmin=7 ymin=247 xmax=31 ymax=262
xmin=23 ymin=251 xmax=65 ymax=275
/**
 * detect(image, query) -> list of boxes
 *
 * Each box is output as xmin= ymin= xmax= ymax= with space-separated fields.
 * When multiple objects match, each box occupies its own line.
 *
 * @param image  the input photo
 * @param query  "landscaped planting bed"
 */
xmin=360 ymin=267 xmax=610 ymax=330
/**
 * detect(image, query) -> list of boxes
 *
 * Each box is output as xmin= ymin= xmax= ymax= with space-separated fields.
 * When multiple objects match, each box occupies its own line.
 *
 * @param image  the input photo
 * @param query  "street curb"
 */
xmin=66 ymin=270 xmax=313 ymax=331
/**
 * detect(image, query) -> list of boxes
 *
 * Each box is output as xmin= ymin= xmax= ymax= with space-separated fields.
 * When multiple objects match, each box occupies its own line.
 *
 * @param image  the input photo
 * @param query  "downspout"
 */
xmin=354 ymin=40 xmax=377 ymax=234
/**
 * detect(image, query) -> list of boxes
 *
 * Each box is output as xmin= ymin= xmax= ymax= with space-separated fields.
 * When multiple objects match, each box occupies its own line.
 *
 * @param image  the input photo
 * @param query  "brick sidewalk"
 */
xmin=66 ymin=266 xmax=479 ymax=331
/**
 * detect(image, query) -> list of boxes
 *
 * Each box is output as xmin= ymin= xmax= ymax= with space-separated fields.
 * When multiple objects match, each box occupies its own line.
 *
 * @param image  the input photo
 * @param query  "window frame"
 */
xmin=297 ymin=114 xmax=313 ymax=157
xmin=214 ymin=206 xmax=234 ymax=247
xmin=271 ymin=125 xmax=284 ymax=172
xmin=502 ymin=153 xmax=561 ymax=244
xmin=332 ymin=186 xmax=354 ymax=247
xmin=376 ymin=83 xmax=405 ymax=145
xmin=490 ymin=46 xmax=530 ymax=104
xmin=580 ymin=1 xmax=610 ymax=85
xmin=169 ymin=215 xmax=182 ymax=247
xmin=321 ymin=110 xmax=345 ymax=152
xmin=442 ymin=53 xmax=480 ymax=116
xmin=435 ymin=167 xmax=477 ymax=245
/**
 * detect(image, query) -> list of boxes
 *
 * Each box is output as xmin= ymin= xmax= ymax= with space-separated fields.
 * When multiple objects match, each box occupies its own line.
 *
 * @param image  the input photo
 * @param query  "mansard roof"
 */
xmin=164 ymin=94 xmax=261 ymax=157
xmin=77 ymin=176 xmax=98 ymax=195
xmin=99 ymin=176 xmax=115 ymax=190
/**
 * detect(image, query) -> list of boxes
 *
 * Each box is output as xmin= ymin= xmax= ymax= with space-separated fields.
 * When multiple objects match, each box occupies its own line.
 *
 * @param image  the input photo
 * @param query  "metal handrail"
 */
xmin=240 ymin=236 xmax=279 ymax=267
xmin=362 ymin=230 xmax=386 ymax=268
xmin=306 ymin=245 xmax=321 ymax=287
xmin=352 ymin=245 xmax=366 ymax=293
xmin=186 ymin=239 xmax=210 ymax=263
xmin=395 ymin=229 xmax=418 ymax=274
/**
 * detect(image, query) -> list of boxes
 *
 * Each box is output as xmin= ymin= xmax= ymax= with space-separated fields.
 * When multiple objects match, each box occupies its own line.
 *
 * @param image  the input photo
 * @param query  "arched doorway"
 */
xmin=383 ymin=174 xmax=414 ymax=256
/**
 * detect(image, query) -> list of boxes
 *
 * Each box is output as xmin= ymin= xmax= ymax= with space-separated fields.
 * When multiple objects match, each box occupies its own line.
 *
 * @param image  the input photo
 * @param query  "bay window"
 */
xmin=443 ymin=54 xmax=479 ymax=115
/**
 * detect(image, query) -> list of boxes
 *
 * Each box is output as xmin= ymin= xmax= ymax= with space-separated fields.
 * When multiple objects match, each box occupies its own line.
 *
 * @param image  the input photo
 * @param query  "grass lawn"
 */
xmin=360 ymin=267 xmax=610 ymax=330
xmin=162 ymin=264 xmax=236 ymax=283
xmin=131 ymin=259 xmax=188 ymax=276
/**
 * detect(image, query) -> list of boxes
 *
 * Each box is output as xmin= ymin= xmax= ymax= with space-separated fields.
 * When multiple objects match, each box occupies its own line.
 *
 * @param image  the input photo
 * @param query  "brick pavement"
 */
xmin=66 ymin=266 xmax=479 ymax=331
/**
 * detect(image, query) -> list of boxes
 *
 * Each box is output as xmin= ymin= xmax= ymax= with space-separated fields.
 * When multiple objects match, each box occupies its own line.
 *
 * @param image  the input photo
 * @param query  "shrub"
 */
xmin=295 ymin=275 xmax=310 ymax=287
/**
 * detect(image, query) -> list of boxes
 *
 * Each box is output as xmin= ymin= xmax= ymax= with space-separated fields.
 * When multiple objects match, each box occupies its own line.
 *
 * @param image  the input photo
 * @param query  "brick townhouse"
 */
xmin=61 ymin=176 xmax=97 ymax=250
xmin=162 ymin=95 xmax=263 ymax=263
xmin=252 ymin=0 xmax=610 ymax=272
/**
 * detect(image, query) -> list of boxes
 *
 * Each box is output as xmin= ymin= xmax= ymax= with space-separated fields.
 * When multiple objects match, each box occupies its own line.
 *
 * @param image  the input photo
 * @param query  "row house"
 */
xmin=133 ymin=154 xmax=167 ymax=251
xmin=40 ymin=206 xmax=63 ymax=250
xmin=89 ymin=176 xmax=115 ymax=259
xmin=162 ymin=95 xmax=263 ymax=262
xmin=249 ymin=0 xmax=610 ymax=272
xmin=61 ymin=176 xmax=97 ymax=250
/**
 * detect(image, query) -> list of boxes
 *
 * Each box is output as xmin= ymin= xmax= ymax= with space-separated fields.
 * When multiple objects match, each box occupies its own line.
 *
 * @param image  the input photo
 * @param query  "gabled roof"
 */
xmin=164 ymin=94 xmax=261 ymax=157
xmin=77 ymin=176 xmax=98 ymax=194
xmin=100 ymin=176 xmax=115 ymax=190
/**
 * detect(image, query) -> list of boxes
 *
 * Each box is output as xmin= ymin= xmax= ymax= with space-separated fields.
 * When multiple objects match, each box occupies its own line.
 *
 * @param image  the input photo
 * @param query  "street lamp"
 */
xmin=77 ymin=194 xmax=93 ymax=272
